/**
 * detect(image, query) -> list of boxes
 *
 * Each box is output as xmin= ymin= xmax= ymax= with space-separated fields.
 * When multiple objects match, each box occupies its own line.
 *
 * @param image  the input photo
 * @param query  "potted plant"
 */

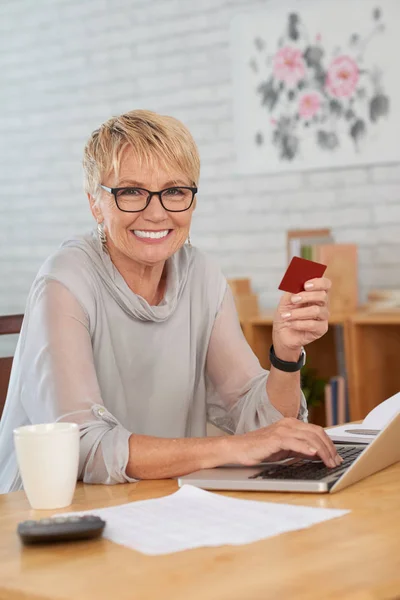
xmin=301 ymin=365 xmax=327 ymax=426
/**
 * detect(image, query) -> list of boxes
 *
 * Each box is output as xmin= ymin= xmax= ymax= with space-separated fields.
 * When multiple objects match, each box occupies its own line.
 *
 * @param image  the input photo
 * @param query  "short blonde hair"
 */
xmin=83 ymin=109 xmax=200 ymax=196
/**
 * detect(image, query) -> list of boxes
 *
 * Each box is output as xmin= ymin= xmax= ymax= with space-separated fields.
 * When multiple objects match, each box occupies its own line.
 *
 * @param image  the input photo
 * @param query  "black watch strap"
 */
xmin=269 ymin=345 xmax=305 ymax=373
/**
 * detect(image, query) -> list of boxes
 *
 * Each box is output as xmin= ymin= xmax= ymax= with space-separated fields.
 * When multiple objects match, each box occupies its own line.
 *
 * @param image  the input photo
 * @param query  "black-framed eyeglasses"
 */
xmin=100 ymin=184 xmax=198 ymax=213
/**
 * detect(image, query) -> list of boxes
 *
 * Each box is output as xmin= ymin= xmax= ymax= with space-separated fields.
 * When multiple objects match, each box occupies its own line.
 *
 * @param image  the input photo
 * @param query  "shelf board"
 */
xmin=243 ymin=311 xmax=353 ymax=326
xmin=351 ymin=310 xmax=400 ymax=325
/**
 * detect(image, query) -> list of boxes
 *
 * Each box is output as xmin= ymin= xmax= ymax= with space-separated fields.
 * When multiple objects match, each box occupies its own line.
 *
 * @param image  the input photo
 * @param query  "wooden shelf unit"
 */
xmin=347 ymin=310 xmax=400 ymax=421
xmin=241 ymin=312 xmax=353 ymax=426
xmin=242 ymin=309 xmax=400 ymax=424
xmin=242 ymin=312 xmax=351 ymax=376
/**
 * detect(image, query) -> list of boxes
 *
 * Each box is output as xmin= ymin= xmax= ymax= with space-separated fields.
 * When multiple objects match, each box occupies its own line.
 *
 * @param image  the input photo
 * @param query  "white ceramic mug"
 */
xmin=13 ymin=423 xmax=79 ymax=510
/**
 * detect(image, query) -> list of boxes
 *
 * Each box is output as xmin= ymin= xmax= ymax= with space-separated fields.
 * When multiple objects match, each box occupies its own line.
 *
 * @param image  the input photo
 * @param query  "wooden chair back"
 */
xmin=0 ymin=315 xmax=23 ymax=418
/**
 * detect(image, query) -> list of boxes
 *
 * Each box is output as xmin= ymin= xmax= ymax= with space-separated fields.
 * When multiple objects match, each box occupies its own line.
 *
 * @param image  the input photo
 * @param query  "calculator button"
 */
xmin=68 ymin=517 xmax=81 ymax=523
xmin=23 ymin=521 xmax=36 ymax=527
xmin=40 ymin=519 xmax=52 ymax=525
xmin=53 ymin=517 xmax=66 ymax=523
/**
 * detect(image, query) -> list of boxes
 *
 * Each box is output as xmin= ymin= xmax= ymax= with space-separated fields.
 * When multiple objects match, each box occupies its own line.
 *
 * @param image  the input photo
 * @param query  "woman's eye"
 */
xmin=120 ymin=188 xmax=144 ymax=197
xmin=165 ymin=188 xmax=182 ymax=196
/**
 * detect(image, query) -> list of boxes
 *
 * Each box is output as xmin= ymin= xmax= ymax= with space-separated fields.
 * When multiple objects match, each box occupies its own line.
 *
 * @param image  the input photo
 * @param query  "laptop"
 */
xmin=178 ymin=411 xmax=400 ymax=494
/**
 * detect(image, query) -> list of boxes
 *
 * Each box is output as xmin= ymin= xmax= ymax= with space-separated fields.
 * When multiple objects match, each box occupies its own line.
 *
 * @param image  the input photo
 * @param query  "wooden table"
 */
xmin=1 ymin=467 xmax=400 ymax=600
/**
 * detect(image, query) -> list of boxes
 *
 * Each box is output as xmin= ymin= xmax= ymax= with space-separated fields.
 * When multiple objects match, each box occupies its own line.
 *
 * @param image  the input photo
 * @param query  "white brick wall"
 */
xmin=1 ymin=0 xmax=400 ymax=355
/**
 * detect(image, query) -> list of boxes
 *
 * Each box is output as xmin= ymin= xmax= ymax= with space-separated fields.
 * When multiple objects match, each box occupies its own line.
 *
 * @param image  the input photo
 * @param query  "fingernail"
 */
xmin=304 ymin=283 xmax=314 ymax=289
xmin=335 ymin=456 xmax=342 ymax=466
xmin=329 ymin=459 xmax=336 ymax=468
xmin=308 ymin=446 xmax=317 ymax=454
xmin=291 ymin=295 xmax=302 ymax=303
xmin=281 ymin=312 xmax=291 ymax=319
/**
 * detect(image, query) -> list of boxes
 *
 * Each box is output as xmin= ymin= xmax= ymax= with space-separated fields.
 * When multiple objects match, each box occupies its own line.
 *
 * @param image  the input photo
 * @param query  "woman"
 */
xmin=0 ymin=110 xmax=340 ymax=493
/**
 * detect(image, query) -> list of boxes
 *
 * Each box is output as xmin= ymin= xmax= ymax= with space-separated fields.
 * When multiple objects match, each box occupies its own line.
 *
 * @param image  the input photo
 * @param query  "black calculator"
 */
xmin=17 ymin=515 xmax=106 ymax=545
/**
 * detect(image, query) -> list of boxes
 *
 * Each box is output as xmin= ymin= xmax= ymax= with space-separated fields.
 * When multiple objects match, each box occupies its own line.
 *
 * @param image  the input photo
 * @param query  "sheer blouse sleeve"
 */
xmin=205 ymin=285 xmax=308 ymax=434
xmin=17 ymin=278 xmax=136 ymax=485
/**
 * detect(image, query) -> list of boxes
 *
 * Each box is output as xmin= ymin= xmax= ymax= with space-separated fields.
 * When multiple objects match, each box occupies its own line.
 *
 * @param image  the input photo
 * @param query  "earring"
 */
xmin=97 ymin=222 xmax=107 ymax=244
xmin=187 ymin=233 xmax=192 ymax=248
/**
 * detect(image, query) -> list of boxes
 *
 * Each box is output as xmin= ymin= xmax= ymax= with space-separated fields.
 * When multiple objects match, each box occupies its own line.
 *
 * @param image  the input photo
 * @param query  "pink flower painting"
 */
xmin=254 ymin=8 xmax=390 ymax=161
xmin=326 ymin=56 xmax=359 ymax=98
xmin=273 ymin=47 xmax=305 ymax=86
xmin=299 ymin=92 xmax=322 ymax=119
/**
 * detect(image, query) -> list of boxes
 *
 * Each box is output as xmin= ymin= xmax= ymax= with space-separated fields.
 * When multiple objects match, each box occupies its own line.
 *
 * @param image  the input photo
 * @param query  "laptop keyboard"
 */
xmin=249 ymin=446 xmax=365 ymax=481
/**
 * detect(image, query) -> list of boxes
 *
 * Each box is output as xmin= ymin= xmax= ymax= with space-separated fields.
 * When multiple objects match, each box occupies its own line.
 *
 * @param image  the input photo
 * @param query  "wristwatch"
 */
xmin=269 ymin=344 xmax=306 ymax=372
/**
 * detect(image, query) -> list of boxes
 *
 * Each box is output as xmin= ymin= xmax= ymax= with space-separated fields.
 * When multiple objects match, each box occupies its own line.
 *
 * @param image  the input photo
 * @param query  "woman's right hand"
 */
xmin=227 ymin=418 xmax=343 ymax=468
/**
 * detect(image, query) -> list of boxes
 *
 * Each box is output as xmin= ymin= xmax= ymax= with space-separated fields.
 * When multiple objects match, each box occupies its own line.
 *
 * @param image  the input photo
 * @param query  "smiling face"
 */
xmin=89 ymin=147 xmax=196 ymax=270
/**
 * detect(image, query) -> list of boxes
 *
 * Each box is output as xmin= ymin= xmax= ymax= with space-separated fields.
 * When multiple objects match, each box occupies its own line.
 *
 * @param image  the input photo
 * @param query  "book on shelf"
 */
xmin=331 ymin=377 xmax=338 ymax=426
xmin=287 ymin=228 xmax=333 ymax=262
xmin=287 ymin=229 xmax=358 ymax=315
xmin=315 ymin=244 xmax=358 ymax=314
xmin=333 ymin=324 xmax=350 ymax=422
xmin=324 ymin=375 xmax=348 ymax=427
xmin=324 ymin=383 xmax=333 ymax=427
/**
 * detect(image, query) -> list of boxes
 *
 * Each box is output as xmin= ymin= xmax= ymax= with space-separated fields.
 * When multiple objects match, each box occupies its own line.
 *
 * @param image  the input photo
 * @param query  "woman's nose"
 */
xmin=142 ymin=194 xmax=168 ymax=221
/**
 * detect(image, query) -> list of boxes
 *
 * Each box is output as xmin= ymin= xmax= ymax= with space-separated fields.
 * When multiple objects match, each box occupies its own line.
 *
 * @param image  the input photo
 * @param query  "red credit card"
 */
xmin=278 ymin=256 xmax=327 ymax=294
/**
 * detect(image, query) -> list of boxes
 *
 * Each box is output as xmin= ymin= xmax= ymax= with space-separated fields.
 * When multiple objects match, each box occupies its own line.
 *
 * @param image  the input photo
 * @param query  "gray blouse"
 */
xmin=0 ymin=231 xmax=307 ymax=493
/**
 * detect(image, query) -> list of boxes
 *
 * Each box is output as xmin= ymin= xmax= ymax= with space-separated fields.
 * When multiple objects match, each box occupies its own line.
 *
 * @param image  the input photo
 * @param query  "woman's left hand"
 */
xmin=272 ymin=277 xmax=331 ymax=355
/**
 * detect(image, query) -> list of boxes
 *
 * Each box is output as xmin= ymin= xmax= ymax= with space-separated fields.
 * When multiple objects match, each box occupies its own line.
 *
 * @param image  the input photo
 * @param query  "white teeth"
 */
xmin=133 ymin=229 xmax=169 ymax=239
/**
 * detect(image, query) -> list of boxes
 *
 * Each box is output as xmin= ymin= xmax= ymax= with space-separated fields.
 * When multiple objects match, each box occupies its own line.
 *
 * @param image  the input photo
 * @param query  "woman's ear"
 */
xmin=88 ymin=193 xmax=103 ymax=223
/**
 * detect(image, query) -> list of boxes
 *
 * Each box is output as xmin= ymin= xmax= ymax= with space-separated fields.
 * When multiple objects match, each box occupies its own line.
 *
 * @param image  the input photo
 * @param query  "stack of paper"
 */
xmin=61 ymin=485 xmax=349 ymax=555
xmin=326 ymin=391 xmax=400 ymax=444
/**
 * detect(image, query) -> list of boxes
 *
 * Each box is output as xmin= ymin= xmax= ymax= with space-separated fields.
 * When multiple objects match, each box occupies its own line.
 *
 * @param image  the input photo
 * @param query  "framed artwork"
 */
xmin=231 ymin=0 xmax=400 ymax=174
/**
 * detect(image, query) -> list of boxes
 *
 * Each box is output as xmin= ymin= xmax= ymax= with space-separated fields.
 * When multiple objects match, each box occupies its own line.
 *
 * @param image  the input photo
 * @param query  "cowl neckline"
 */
xmin=62 ymin=230 xmax=193 ymax=322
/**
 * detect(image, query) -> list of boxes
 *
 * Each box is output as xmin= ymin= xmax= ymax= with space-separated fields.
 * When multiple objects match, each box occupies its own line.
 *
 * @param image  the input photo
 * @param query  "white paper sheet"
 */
xmin=60 ymin=485 xmax=349 ymax=555
xmin=326 ymin=391 xmax=400 ymax=444
xmin=363 ymin=392 xmax=400 ymax=429
xmin=325 ymin=423 xmax=376 ymax=444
